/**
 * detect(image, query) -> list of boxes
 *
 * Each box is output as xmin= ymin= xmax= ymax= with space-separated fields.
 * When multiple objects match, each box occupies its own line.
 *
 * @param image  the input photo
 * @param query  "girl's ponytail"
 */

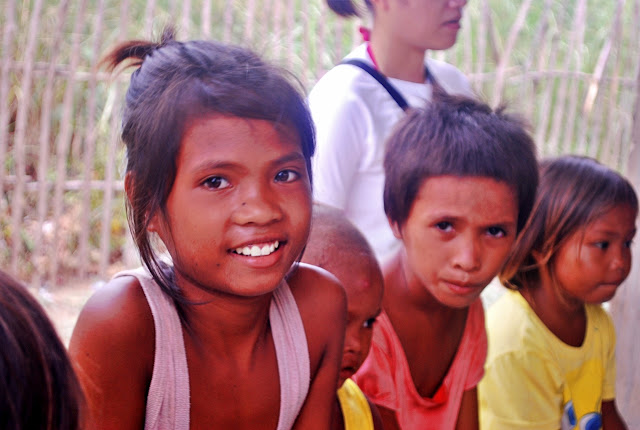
xmin=100 ymin=26 xmax=176 ymax=72
xmin=327 ymin=0 xmax=367 ymax=17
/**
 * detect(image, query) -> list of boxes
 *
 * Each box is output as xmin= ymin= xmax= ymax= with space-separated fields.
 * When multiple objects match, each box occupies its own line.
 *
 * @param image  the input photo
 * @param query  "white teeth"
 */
xmin=234 ymin=241 xmax=280 ymax=256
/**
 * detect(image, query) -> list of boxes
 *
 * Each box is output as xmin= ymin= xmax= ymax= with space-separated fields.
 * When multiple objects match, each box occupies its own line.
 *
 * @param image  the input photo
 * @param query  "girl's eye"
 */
xmin=625 ymin=240 xmax=634 ymax=248
xmin=594 ymin=241 xmax=609 ymax=250
xmin=275 ymin=169 xmax=299 ymax=183
xmin=435 ymin=221 xmax=453 ymax=232
xmin=203 ymin=176 xmax=230 ymax=190
xmin=363 ymin=317 xmax=377 ymax=329
xmin=487 ymin=226 xmax=506 ymax=238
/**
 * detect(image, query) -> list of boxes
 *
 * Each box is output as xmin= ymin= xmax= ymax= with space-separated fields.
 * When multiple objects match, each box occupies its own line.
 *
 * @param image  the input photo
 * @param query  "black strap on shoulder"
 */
xmin=340 ymin=58 xmax=409 ymax=111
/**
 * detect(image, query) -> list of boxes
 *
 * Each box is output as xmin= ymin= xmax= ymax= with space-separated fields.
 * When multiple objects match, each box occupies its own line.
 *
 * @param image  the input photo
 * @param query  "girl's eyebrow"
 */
xmin=189 ymin=152 xmax=305 ymax=175
xmin=590 ymin=226 xmax=637 ymax=237
xmin=190 ymin=160 xmax=242 ymax=175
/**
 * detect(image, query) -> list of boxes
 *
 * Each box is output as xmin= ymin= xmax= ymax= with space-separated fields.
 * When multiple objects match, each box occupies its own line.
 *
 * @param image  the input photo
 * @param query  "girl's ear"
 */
xmin=125 ymin=171 xmax=161 ymax=233
xmin=389 ymin=218 xmax=403 ymax=239
xmin=124 ymin=171 xmax=135 ymax=203
xmin=530 ymin=248 xmax=550 ymax=266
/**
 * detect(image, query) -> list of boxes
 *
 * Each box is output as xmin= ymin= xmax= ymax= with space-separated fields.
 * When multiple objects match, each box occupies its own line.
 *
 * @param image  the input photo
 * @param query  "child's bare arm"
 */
xmin=289 ymin=264 xmax=347 ymax=430
xmin=68 ymin=277 xmax=153 ymax=430
xmin=455 ymin=387 xmax=479 ymax=430
xmin=602 ymin=400 xmax=628 ymax=430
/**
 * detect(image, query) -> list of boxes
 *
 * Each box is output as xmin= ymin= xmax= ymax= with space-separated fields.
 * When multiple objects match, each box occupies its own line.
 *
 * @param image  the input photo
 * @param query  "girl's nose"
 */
xmin=231 ymin=186 xmax=283 ymax=226
xmin=610 ymin=245 xmax=631 ymax=274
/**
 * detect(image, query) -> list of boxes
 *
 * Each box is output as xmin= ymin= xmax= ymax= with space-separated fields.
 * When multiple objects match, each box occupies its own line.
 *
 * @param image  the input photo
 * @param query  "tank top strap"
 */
xmin=270 ymin=280 xmax=311 ymax=430
xmin=114 ymin=267 xmax=190 ymax=430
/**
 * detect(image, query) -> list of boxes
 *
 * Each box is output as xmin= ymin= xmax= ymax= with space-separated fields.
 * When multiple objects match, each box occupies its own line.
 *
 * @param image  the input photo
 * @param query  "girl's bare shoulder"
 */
xmin=288 ymin=262 xmax=346 ymax=314
xmin=287 ymin=262 xmax=347 ymax=357
xmin=69 ymin=273 xmax=155 ymax=366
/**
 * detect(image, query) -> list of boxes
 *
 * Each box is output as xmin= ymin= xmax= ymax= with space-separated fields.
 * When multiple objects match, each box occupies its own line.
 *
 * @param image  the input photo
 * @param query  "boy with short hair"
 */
xmin=353 ymin=94 xmax=539 ymax=430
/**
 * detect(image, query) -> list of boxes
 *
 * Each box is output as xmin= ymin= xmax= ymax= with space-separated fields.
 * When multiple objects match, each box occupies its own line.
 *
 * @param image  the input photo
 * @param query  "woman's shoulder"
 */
xmin=425 ymin=57 xmax=473 ymax=97
xmin=309 ymin=45 xmax=385 ymax=104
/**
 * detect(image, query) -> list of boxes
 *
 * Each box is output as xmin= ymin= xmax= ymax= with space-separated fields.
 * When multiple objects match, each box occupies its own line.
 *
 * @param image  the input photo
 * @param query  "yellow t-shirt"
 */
xmin=479 ymin=290 xmax=616 ymax=430
xmin=337 ymin=378 xmax=374 ymax=430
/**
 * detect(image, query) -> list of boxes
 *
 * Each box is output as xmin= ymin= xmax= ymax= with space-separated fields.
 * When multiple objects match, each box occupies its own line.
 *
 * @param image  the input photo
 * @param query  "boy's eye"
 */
xmin=435 ymin=221 xmax=453 ymax=232
xmin=487 ymin=226 xmax=506 ymax=238
xmin=363 ymin=317 xmax=377 ymax=329
xmin=203 ymin=176 xmax=230 ymax=189
xmin=275 ymin=169 xmax=299 ymax=183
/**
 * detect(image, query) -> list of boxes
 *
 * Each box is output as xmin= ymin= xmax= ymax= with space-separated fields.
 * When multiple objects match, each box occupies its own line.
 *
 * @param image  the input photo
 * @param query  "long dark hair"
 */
xmin=500 ymin=155 xmax=638 ymax=290
xmin=0 ymin=270 xmax=84 ymax=430
xmin=101 ymin=27 xmax=315 ymax=321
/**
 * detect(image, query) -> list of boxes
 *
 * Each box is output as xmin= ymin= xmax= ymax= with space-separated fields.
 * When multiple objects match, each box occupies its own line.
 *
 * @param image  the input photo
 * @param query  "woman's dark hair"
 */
xmin=500 ymin=155 xmax=638 ymax=290
xmin=383 ymin=94 xmax=539 ymax=233
xmin=327 ymin=0 xmax=371 ymax=17
xmin=0 ymin=270 xmax=84 ymax=430
xmin=101 ymin=27 xmax=316 ymax=320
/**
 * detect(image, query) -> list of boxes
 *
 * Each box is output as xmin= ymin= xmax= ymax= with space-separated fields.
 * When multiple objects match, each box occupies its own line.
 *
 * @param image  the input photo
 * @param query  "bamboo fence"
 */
xmin=1 ymin=0 xmax=640 ymax=424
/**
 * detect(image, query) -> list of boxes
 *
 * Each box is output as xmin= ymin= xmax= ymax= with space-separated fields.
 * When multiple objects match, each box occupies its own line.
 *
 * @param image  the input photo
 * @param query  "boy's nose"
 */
xmin=451 ymin=236 xmax=481 ymax=272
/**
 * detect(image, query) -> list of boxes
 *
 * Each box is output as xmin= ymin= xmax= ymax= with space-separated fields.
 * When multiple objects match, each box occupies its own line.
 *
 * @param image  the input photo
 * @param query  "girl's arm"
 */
xmin=455 ymin=387 xmax=479 ymax=430
xmin=602 ymin=400 xmax=628 ymax=430
xmin=68 ymin=277 xmax=154 ymax=430
xmin=289 ymin=264 xmax=347 ymax=430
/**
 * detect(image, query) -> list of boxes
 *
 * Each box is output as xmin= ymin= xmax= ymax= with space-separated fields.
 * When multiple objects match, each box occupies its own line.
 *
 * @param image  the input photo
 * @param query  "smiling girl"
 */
xmin=68 ymin=28 xmax=346 ymax=430
xmin=479 ymin=155 xmax=635 ymax=430
xmin=309 ymin=0 xmax=473 ymax=264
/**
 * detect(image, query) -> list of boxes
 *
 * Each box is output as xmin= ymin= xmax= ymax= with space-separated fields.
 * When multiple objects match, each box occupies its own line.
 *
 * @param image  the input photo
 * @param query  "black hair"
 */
xmin=102 ymin=27 xmax=315 ymax=320
xmin=0 ymin=270 xmax=84 ymax=430
xmin=501 ymin=155 xmax=638 ymax=290
xmin=383 ymin=94 xmax=538 ymax=233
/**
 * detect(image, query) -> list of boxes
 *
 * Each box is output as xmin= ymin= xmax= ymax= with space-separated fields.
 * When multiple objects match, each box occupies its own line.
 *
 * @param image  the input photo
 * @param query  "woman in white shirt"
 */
xmin=309 ymin=0 xmax=473 ymax=264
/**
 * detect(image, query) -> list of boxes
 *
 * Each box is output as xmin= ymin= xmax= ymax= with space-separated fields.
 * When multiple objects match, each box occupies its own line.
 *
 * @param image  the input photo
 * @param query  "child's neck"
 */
xmin=521 ymin=284 xmax=587 ymax=347
xmin=181 ymin=283 xmax=274 ymax=357
xmin=368 ymin=33 xmax=427 ymax=83
xmin=382 ymin=252 xmax=469 ymax=398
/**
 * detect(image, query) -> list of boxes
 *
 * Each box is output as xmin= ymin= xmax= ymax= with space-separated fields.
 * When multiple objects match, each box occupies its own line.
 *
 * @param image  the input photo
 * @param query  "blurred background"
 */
xmin=1 ymin=0 xmax=639 ymax=424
